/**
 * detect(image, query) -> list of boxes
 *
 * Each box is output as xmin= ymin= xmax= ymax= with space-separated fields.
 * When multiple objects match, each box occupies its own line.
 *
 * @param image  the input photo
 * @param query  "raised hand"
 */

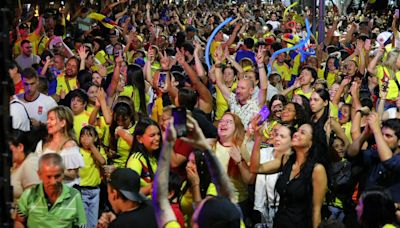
xmin=78 ymin=46 xmax=88 ymax=60
xmin=98 ymin=65 xmax=107 ymax=77
xmin=175 ymin=48 xmax=186 ymax=65
xmin=256 ymin=45 xmax=266 ymax=66
xmin=213 ymin=45 xmax=224 ymax=64
xmin=159 ymin=50 xmax=171 ymax=70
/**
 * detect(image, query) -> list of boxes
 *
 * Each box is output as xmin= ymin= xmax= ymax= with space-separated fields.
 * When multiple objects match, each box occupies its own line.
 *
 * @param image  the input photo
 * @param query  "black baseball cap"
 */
xmin=196 ymin=196 xmax=242 ymax=228
xmin=109 ymin=168 xmax=147 ymax=202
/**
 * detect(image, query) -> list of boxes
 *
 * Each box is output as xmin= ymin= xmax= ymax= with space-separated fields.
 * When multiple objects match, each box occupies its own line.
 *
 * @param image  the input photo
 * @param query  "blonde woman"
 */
xmin=368 ymin=47 xmax=400 ymax=108
xmin=35 ymin=106 xmax=84 ymax=187
xmin=213 ymin=112 xmax=255 ymax=226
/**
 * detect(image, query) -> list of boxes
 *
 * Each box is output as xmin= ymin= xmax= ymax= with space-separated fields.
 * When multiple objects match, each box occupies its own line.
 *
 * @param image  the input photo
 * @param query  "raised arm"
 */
xmin=347 ymin=123 xmax=371 ymax=157
xmin=193 ymin=41 xmax=208 ymax=83
xmin=153 ymin=120 xmax=177 ymax=227
xmin=367 ymin=46 xmax=384 ymax=76
xmin=107 ymin=53 xmax=123 ymax=97
xmin=214 ymin=46 xmax=232 ymax=101
xmin=332 ymin=77 xmax=351 ymax=106
xmin=368 ymin=112 xmax=395 ymax=162
xmin=249 ymin=118 xmax=284 ymax=174
xmin=256 ymin=46 xmax=268 ymax=106
xmin=180 ymin=115 xmax=235 ymax=201
xmin=176 ymin=48 xmax=213 ymax=109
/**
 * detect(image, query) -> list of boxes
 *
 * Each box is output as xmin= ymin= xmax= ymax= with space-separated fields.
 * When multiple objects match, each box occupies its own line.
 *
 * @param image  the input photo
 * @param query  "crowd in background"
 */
xmin=6 ymin=0 xmax=400 ymax=227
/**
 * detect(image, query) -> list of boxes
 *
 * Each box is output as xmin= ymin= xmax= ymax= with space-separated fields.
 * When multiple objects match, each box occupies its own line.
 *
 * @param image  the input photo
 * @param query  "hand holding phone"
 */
xmin=258 ymin=105 xmax=270 ymax=126
xmin=158 ymin=72 xmax=167 ymax=88
xmin=172 ymin=107 xmax=187 ymax=137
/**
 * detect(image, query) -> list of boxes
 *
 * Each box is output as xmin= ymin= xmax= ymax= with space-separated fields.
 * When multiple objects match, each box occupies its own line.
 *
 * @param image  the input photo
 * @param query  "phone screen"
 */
xmin=158 ymin=72 xmax=167 ymax=88
xmin=396 ymin=9 xmax=399 ymax=18
xmin=258 ymin=105 xmax=270 ymax=126
xmin=173 ymin=107 xmax=187 ymax=137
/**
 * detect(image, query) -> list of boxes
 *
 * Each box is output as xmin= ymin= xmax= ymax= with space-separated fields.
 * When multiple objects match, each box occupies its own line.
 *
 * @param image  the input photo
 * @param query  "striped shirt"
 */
xmin=17 ymin=183 xmax=87 ymax=228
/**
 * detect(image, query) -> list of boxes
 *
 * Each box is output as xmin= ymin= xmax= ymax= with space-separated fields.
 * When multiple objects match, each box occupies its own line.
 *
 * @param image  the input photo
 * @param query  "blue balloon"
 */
xmin=267 ymin=18 xmax=312 ymax=76
xmin=205 ymin=17 xmax=234 ymax=69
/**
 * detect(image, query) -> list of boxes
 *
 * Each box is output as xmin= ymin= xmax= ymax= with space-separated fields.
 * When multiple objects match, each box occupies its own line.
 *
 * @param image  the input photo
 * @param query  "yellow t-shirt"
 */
xmin=294 ymin=88 xmax=313 ymax=99
xmin=164 ymin=221 xmax=181 ymax=228
xmin=13 ymin=32 xmax=41 ymax=57
xmin=73 ymin=111 xmax=91 ymax=139
xmin=79 ymin=147 xmax=107 ymax=187
xmin=37 ymin=35 xmax=49 ymax=56
xmin=151 ymin=95 xmax=164 ymax=123
xmin=214 ymin=142 xmax=250 ymax=203
xmin=95 ymin=50 xmax=107 ymax=65
xmin=113 ymin=124 xmax=135 ymax=168
xmin=215 ymin=81 xmax=238 ymax=120
xmin=126 ymin=151 xmax=158 ymax=188
xmin=210 ymin=41 xmax=222 ymax=62
xmin=56 ymin=73 xmax=78 ymax=95
xmin=273 ymin=61 xmax=291 ymax=82
xmin=180 ymin=182 xmax=217 ymax=224
xmin=120 ymin=85 xmax=150 ymax=114
xmin=291 ymin=54 xmax=301 ymax=76
xmin=375 ymin=66 xmax=400 ymax=100
xmin=330 ymin=102 xmax=339 ymax=120
xmin=341 ymin=121 xmax=353 ymax=144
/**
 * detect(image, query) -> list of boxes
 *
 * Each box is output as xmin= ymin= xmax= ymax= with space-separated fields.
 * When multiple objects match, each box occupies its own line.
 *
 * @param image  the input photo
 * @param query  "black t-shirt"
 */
xmin=109 ymin=201 xmax=158 ymax=228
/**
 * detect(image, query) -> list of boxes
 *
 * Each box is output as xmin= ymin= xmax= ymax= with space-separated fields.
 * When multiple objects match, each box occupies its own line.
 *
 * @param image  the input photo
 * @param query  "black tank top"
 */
xmin=274 ymin=156 xmax=314 ymax=228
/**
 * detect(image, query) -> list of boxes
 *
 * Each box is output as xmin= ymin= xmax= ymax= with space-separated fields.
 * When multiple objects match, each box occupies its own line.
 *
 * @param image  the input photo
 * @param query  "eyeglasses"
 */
xmin=218 ymin=119 xmax=234 ymax=125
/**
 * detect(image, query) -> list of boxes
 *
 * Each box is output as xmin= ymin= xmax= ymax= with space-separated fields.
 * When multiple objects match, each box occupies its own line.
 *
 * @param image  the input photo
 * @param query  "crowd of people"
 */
xmin=6 ymin=0 xmax=400 ymax=227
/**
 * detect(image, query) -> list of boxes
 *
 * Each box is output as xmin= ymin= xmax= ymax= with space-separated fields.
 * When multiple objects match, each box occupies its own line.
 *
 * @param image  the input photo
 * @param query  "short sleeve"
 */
xmin=61 ymin=146 xmax=85 ymax=169
xmin=72 ymin=189 xmax=87 ymax=226
xmin=164 ymin=221 xmax=182 ymax=228
xmin=375 ymin=65 xmax=384 ymax=80
xmin=126 ymin=155 xmax=143 ymax=175
xmin=228 ymin=92 xmax=237 ymax=106
xmin=21 ymin=155 xmax=41 ymax=189
xmin=382 ymin=154 xmax=400 ymax=172
xmin=17 ymin=188 xmax=31 ymax=217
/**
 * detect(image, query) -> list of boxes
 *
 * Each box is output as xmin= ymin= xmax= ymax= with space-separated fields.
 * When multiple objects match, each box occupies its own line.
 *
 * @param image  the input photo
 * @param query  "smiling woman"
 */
xmin=35 ymin=105 xmax=84 ymax=188
xmin=126 ymin=118 xmax=162 ymax=196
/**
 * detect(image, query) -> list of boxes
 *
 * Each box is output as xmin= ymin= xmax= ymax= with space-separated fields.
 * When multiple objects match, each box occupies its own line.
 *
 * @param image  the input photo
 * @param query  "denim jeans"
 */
xmin=328 ymin=205 xmax=345 ymax=222
xmin=81 ymin=187 xmax=100 ymax=228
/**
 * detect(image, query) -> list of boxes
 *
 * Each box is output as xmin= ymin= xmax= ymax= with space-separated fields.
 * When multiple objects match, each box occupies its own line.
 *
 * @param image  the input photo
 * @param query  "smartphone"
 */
xmin=172 ymin=107 xmax=187 ymax=137
xmin=395 ymin=9 xmax=399 ymax=18
xmin=158 ymin=72 xmax=167 ymax=88
xmin=258 ymin=105 xmax=270 ymax=126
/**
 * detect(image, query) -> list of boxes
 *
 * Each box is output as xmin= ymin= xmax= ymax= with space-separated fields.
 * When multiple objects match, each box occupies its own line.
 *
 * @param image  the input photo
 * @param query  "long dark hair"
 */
xmin=283 ymin=102 xmax=309 ymax=128
xmin=311 ymin=89 xmax=330 ymax=132
xmin=109 ymin=101 xmax=135 ymax=152
xmin=126 ymin=64 xmax=147 ymax=115
xmin=359 ymin=188 xmax=396 ymax=228
xmin=180 ymin=150 xmax=212 ymax=201
xmin=323 ymin=56 xmax=339 ymax=80
xmin=128 ymin=118 xmax=162 ymax=179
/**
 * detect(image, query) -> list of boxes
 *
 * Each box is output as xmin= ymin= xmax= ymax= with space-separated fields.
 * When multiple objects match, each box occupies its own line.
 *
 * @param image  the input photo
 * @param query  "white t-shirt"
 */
xmin=17 ymin=93 xmax=57 ymax=123
xmin=35 ymin=140 xmax=84 ymax=187
xmin=10 ymin=98 xmax=30 ymax=132
xmin=266 ymin=20 xmax=281 ymax=30
xmin=254 ymin=147 xmax=280 ymax=212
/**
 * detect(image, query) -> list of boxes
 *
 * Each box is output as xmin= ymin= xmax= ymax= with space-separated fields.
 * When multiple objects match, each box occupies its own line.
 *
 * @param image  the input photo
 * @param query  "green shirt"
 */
xmin=17 ymin=183 xmax=87 ymax=228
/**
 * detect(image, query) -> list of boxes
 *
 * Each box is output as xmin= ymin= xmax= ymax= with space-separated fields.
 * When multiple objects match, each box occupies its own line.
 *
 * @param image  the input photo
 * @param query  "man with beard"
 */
xmin=16 ymin=67 xmax=57 ymax=128
xmin=55 ymin=56 xmax=80 ymax=102
xmin=15 ymin=40 xmax=41 ymax=70
xmin=14 ymin=153 xmax=87 ymax=228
